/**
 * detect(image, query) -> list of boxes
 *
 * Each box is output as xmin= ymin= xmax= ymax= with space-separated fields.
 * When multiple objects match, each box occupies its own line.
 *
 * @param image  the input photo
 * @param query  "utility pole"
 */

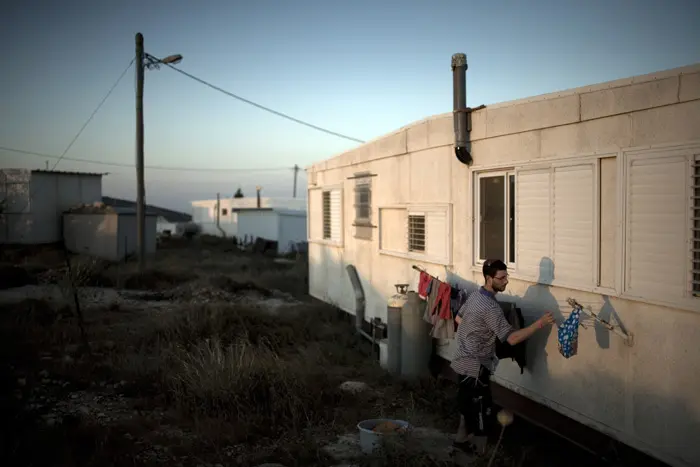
xmin=293 ymin=164 xmax=299 ymax=198
xmin=135 ymin=32 xmax=146 ymax=273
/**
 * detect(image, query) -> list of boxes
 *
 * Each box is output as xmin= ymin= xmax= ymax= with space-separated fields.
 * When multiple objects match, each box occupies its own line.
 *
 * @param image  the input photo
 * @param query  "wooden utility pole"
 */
xmin=293 ymin=164 xmax=299 ymax=198
xmin=135 ymin=32 xmax=146 ymax=272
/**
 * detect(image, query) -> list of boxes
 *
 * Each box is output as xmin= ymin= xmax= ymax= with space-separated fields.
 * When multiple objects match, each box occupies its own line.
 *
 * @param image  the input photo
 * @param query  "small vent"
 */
xmin=408 ymin=215 xmax=426 ymax=252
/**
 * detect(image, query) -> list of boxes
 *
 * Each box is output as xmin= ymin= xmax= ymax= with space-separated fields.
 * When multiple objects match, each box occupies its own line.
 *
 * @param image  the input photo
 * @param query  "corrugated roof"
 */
xmin=32 ymin=169 xmax=105 ymax=177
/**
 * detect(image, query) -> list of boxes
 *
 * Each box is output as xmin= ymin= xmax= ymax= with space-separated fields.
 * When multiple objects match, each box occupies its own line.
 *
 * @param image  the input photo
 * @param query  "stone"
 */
xmin=339 ymin=381 xmax=370 ymax=394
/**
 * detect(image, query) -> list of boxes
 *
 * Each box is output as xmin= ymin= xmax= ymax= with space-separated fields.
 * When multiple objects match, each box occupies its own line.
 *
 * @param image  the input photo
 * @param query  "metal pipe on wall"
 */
xmin=452 ymin=53 xmax=472 ymax=165
xmin=346 ymin=264 xmax=374 ymax=342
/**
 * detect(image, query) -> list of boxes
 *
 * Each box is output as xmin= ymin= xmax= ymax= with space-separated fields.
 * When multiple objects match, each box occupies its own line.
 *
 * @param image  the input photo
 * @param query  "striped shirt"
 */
xmin=450 ymin=288 xmax=514 ymax=378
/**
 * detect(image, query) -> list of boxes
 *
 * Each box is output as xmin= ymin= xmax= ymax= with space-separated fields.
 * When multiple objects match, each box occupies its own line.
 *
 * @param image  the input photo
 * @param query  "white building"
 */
xmin=0 ymin=169 xmax=103 ymax=244
xmin=306 ymin=63 xmax=700 ymax=467
xmin=191 ymin=196 xmax=307 ymax=253
xmin=63 ymin=206 xmax=158 ymax=261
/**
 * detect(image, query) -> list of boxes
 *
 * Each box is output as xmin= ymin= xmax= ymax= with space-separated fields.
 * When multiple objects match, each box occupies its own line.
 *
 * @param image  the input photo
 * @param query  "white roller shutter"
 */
xmin=516 ymin=168 xmax=552 ymax=280
xmin=329 ymin=188 xmax=342 ymax=243
xmin=308 ymin=189 xmax=323 ymax=241
xmin=552 ymin=163 xmax=596 ymax=287
xmin=625 ymin=153 xmax=687 ymax=302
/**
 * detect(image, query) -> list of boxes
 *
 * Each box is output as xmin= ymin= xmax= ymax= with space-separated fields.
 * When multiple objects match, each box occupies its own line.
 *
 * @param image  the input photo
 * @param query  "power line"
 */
xmin=155 ymin=56 xmax=366 ymax=144
xmin=0 ymin=145 xmax=295 ymax=173
xmin=50 ymin=58 xmax=135 ymax=171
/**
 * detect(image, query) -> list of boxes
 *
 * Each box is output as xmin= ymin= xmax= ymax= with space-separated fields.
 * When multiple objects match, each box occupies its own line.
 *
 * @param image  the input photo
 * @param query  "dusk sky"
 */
xmin=1 ymin=0 xmax=699 ymax=212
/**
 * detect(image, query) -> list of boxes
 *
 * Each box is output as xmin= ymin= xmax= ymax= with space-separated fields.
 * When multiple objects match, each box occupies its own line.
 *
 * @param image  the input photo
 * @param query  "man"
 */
xmin=451 ymin=259 xmax=555 ymax=454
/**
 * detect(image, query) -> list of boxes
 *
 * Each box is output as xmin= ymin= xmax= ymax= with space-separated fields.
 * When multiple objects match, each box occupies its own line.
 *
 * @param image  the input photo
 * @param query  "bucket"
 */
xmin=357 ymin=418 xmax=411 ymax=454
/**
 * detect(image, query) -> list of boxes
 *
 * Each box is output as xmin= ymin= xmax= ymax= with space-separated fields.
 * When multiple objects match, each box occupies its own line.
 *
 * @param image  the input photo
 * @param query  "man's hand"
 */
xmin=537 ymin=311 xmax=555 ymax=329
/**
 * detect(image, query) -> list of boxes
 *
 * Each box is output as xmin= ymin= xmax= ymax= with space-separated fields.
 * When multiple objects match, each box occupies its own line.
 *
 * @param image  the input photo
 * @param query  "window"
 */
xmin=353 ymin=173 xmax=373 ymax=240
xmin=354 ymin=178 xmax=371 ymax=224
xmin=379 ymin=204 xmax=452 ymax=265
xmin=408 ymin=215 xmax=425 ymax=252
xmin=694 ymin=155 xmax=700 ymax=297
xmin=476 ymin=162 xmax=598 ymax=290
xmin=311 ymin=186 xmax=341 ymax=244
xmin=221 ymin=208 xmax=228 ymax=216
xmin=322 ymin=191 xmax=331 ymax=239
xmin=475 ymin=172 xmax=515 ymax=264
xmin=623 ymin=146 xmax=699 ymax=307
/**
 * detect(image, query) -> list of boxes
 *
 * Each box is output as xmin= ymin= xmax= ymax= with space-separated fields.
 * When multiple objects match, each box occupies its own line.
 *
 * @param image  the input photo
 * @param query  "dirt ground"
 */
xmin=0 ymin=238 xmax=635 ymax=467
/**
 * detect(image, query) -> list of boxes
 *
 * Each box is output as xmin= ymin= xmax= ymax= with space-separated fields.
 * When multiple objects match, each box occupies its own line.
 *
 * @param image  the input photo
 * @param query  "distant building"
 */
xmin=191 ymin=196 xmax=307 ymax=254
xmin=0 ymin=169 xmax=103 ymax=244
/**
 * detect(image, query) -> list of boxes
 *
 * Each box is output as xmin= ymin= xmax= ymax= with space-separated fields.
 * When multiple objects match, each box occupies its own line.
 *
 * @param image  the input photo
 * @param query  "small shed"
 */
xmin=63 ymin=204 xmax=157 ymax=261
xmin=236 ymin=208 xmax=307 ymax=254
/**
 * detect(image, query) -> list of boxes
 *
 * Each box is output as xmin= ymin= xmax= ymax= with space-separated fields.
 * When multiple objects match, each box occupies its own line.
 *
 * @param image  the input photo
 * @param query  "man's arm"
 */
xmin=506 ymin=312 xmax=555 ymax=345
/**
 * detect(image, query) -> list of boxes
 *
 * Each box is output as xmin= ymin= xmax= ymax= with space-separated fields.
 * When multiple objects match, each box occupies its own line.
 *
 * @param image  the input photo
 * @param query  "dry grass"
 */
xmin=0 ymin=244 xmax=458 ymax=467
xmin=0 ymin=242 xmax=615 ymax=467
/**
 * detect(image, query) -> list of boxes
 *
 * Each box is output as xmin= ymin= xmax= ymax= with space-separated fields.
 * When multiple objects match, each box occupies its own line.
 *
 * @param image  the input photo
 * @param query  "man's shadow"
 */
xmin=521 ymin=257 xmax=562 ymax=384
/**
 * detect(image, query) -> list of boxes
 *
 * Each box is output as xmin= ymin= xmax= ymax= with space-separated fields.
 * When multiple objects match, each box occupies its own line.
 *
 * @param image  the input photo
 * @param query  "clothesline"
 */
xmin=410 ymin=265 xmax=634 ymax=347
xmin=411 ymin=265 xmax=442 ymax=282
xmin=566 ymin=298 xmax=635 ymax=346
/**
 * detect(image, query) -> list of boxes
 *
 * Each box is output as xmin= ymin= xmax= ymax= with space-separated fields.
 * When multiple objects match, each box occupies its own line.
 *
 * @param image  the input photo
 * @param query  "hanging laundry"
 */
xmin=494 ymin=302 xmax=527 ymax=374
xmin=429 ymin=281 xmax=454 ymax=339
xmin=422 ymin=278 xmax=441 ymax=324
xmin=450 ymin=287 xmax=470 ymax=319
xmin=418 ymin=271 xmax=432 ymax=298
xmin=558 ymin=307 xmax=581 ymax=358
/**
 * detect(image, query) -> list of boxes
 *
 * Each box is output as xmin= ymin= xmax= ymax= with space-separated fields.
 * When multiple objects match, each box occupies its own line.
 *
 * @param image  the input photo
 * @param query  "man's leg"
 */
xmin=454 ymin=376 xmax=478 ymax=449
xmin=468 ymin=367 xmax=492 ymax=455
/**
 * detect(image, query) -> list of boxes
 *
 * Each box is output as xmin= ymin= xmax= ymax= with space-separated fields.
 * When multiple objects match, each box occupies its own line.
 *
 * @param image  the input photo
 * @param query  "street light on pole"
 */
xmin=134 ymin=32 xmax=182 ymax=273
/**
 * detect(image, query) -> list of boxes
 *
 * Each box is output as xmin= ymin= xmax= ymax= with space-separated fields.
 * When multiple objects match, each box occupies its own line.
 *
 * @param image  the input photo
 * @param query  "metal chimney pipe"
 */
xmin=452 ymin=53 xmax=472 ymax=165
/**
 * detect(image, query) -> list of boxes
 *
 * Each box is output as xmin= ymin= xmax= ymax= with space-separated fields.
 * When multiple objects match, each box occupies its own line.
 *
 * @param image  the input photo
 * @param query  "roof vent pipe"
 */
xmin=452 ymin=53 xmax=472 ymax=165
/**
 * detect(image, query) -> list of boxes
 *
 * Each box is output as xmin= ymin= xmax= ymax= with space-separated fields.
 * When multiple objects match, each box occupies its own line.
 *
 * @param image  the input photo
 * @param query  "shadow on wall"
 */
xmin=310 ymin=251 xmax=699 ymax=466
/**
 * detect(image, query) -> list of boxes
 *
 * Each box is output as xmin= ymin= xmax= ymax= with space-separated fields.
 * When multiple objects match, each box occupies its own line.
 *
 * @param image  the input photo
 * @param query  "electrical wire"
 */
xmin=50 ymin=58 xmax=135 ymax=171
xmin=0 ymin=145 xmax=296 ymax=173
xmin=154 ymin=56 xmax=366 ymax=144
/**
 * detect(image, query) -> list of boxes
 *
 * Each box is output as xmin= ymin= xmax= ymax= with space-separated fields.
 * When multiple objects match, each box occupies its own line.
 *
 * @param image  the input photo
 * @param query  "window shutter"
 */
xmin=552 ymin=164 xmax=596 ymax=287
xmin=516 ymin=168 xmax=552 ymax=280
xmin=308 ymin=189 xmax=323 ymax=240
xmin=426 ymin=209 xmax=449 ymax=263
xmin=330 ymin=188 xmax=342 ymax=242
xmin=380 ymin=208 xmax=407 ymax=252
xmin=625 ymin=153 xmax=687 ymax=301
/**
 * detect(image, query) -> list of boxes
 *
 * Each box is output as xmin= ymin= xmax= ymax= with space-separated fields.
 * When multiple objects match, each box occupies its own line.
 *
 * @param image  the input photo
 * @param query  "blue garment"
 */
xmin=557 ymin=308 xmax=581 ymax=358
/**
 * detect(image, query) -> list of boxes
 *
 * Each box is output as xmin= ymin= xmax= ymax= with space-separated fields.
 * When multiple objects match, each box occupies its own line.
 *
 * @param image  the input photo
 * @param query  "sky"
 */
xmin=1 ymin=0 xmax=699 ymax=213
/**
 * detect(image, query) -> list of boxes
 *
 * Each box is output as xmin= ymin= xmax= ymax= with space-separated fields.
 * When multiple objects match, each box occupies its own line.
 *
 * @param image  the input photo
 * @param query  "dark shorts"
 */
xmin=456 ymin=365 xmax=493 ymax=436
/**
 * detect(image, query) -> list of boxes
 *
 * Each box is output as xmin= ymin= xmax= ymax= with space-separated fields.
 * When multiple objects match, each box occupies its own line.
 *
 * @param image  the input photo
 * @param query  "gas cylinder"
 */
xmin=386 ymin=284 xmax=408 ymax=374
